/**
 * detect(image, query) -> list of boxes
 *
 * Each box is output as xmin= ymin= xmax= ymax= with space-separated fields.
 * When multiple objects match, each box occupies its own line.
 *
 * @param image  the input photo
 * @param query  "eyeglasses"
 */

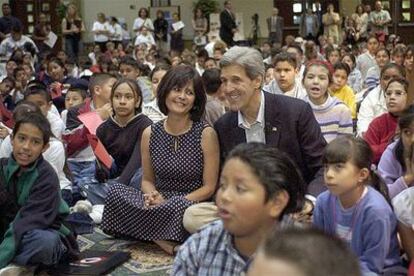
xmin=384 ymin=91 xmax=407 ymax=98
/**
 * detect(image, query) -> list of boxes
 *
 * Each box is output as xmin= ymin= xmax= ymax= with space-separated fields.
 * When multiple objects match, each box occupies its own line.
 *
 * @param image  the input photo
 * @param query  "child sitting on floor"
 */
xmin=0 ymin=112 xmax=78 ymax=274
xmin=247 ymin=228 xmax=361 ymax=276
xmin=364 ymin=78 xmax=409 ymax=164
xmin=61 ymin=87 xmax=88 ymax=126
xmin=313 ymin=136 xmax=405 ymax=275
xmin=172 ymin=142 xmax=305 ymax=275
xmin=330 ymin=62 xmax=357 ymax=120
xmin=302 ymin=61 xmax=353 ymax=143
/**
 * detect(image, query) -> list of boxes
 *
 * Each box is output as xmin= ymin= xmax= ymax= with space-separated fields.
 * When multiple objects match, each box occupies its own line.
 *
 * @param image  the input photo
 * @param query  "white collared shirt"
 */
xmin=237 ymin=92 xmax=266 ymax=143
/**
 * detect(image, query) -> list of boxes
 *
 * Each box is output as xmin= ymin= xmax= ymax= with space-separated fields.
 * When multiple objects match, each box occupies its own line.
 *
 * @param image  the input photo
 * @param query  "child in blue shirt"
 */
xmin=172 ymin=142 xmax=306 ymax=275
xmin=313 ymin=135 xmax=405 ymax=275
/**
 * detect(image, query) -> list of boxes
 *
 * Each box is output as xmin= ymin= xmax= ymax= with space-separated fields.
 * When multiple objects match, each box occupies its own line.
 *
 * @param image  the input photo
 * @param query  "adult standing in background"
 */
xmin=0 ymin=3 xmax=22 ymax=42
xmin=192 ymin=8 xmax=208 ymax=47
xmin=314 ymin=1 xmax=324 ymax=37
xmin=322 ymin=4 xmax=341 ymax=45
xmin=133 ymin=8 xmax=154 ymax=37
xmin=300 ymin=8 xmax=319 ymax=42
xmin=109 ymin=17 xmax=123 ymax=48
xmin=351 ymin=4 xmax=369 ymax=41
xmin=219 ymin=1 xmax=237 ymax=47
xmin=62 ymin=3 xmax=85 ymax=62
xmin=154 ymin=10 xmax=169 ymax=55
xmin=170 ymin=13 xmax=184 ymax=56
xmin=92 ymin=13 xmax=111 ymax=52
xmin=266 ymin=8 xmax=283 ymax=47
xmin=369 ymin=1 xmax=391 ymax=42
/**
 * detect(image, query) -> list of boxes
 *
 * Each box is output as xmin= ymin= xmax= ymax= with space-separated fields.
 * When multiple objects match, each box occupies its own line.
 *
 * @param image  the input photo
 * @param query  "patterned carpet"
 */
xmin=77 ymin=228 xmax=174 ymax=275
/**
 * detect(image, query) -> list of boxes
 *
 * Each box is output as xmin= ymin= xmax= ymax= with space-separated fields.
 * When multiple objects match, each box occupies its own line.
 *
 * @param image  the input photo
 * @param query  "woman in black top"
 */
xmin=61 ymin=3 xmax=85 ymax=62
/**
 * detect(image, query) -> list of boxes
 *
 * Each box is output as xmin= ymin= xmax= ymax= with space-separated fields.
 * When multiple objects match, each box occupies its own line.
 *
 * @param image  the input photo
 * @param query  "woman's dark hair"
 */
xmin=138 ymin=7 xmax=149 ymax=18
xmin=111 ymin=78 xmax=143 ymax=113
xmin=193 ymin=7 xmax=204 ymax=20
xmin=226 ymin=142 xmax=306 ymax=216
xmin=323 ymin=135 xmax=391 ymax=204
xmin=13 ymin=109 xmax=52 ymax=145
xmin=202 ymin=68 xmax=221 ymax=95
xmin=395 ymin=105 xmax=414 ymax=171
xmin=157 ymin=64 xmax=206 ymax=121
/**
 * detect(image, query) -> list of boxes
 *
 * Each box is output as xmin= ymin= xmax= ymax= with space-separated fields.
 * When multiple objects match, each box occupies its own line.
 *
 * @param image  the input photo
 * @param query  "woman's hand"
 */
xmin=144 ymin=190 xmax=165 ymax=207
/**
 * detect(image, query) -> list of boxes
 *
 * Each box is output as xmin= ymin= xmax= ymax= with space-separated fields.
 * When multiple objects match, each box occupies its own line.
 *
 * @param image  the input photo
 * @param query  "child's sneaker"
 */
xmin=0 ymin=264 xmax=34 ymax=276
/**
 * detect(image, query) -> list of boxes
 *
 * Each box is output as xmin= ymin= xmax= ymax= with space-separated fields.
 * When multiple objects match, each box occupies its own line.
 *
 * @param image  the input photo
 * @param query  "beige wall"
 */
xmin=80 ymin=0 xmax=274 ymax=42
xmin=340 ymin=0 xmax=360 ymax=17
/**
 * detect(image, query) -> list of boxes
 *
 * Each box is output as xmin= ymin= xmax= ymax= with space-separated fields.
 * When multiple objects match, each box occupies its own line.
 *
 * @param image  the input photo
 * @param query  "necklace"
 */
xmin=164 ymin=120 xmax=193 ymax=153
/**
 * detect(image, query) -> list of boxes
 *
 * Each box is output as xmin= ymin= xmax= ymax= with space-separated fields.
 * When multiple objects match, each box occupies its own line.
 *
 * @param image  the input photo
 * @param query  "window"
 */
xmin=293 ymin=1 xmax=303 ymax=25
xmin=400 ymin=0 xmax=413 ymax=22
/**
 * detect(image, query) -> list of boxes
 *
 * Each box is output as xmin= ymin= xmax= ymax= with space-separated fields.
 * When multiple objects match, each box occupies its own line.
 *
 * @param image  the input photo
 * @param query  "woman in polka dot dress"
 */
xmin=101 ymin=65 xmax=220 ymax=254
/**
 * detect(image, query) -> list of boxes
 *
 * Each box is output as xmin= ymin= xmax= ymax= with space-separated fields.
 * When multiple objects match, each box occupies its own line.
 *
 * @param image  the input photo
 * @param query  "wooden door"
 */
xmin=11 ymin=0 xmax=61 ymax=49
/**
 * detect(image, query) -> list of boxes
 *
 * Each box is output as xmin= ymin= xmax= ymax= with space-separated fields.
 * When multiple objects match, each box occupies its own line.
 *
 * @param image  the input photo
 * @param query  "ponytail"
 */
xmin=369 ymin=165 xmax=392 ymax=207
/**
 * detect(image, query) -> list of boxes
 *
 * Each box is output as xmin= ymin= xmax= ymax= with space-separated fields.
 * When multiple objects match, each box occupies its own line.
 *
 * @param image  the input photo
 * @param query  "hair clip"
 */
xmin=370 ymin=164 xmax=377 ymax=172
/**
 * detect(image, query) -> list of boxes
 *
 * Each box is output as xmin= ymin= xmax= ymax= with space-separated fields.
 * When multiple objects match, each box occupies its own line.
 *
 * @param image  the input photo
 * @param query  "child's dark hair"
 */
xmin=341 ymin=53 xmax=356 ymax=68
xmin=202 ymin=68 xmax=221 ymax=95
xmin=323 ymin=135 xmax=390 ymax=204
xmin=394 ymin=104 xmax=414 ymax=171
xmin=12 ymin=100 xmax=42 ymax=122
xmin=325 ymin=46 xmax=339 ymax=60
xmin=333 ymin=62 xmax=350 ymax=77
xmin=13 ymin=110 xmax=52 ymax=145
xmin=381 ymin=63 xmax=406 ymax=79
xmin=273 ymin=52 xmax=297 ymax=69
xmin=67 ymin=87 xmax=88 ymax=100
xmin=385 ymin=77 xmax=409 ymax=93
xmin=119 ymin=56 xmax=140 ymax=70
xmin=24 ymin=84 xmax=51 ymax=102
xmin=110 ymin=78 xmax=143 ymax=113
xmin=259 ymin=228 xmax=361 ymax=276
xmin=2 ymin=76 xmax=15 ymax=88
xmin=13 ymin=66 xmax=25 ymax=79
xmin=226 ymin=142 xmax=306 ymax=216
xmin=149 ymin=63 xmax=171 ymax=80
xmin=303 ymin=61 xmax=333 ymax=84
xmin=88 ymin=73 xmax=117 ymax=95
xmin=377 ymin=48 xmax=390 ymax=58
xmin=48 ymin=57 xmax=67 ymax=74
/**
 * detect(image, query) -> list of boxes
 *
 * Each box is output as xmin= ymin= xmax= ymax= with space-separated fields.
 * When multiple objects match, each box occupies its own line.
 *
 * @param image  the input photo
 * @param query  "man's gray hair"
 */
xmin=219 ymin=46 xmax=265 ymax=80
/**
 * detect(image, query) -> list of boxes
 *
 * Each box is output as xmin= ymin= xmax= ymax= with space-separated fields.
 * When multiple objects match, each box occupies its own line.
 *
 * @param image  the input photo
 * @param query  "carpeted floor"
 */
xmin=76 ymin=228 xmax=174 ymax=275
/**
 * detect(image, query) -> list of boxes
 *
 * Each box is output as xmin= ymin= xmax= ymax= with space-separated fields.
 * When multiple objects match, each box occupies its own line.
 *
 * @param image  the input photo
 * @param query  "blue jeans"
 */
xmin=67 ymin=160 xmax=96 ymax=187
xmin=13 ymin=229 xmax=66 ymax=266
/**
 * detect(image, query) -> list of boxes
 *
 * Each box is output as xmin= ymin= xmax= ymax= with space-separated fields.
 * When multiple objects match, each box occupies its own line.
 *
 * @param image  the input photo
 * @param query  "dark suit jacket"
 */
xmin=214 ymin=92 xmax=327 ymax=195
xmin=220 ymin=9 xmax=236 ymax=46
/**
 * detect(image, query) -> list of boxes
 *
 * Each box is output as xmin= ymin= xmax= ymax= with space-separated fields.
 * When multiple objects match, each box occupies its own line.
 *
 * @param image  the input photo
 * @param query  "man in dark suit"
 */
xmin=266 ymin=8 xmax=284 ymax=46
xmin=219 ymin=1 xmax=237 ymax=47
xmin=183 ymin=46 xmax=327 ymax=233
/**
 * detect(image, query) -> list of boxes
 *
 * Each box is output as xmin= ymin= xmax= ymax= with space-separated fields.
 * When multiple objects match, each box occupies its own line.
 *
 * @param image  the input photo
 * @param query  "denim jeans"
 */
xmin=13 ymin=229 xmax=66 ymax=266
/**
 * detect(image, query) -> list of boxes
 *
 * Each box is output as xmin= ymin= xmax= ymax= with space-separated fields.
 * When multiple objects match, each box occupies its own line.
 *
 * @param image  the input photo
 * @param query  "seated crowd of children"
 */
xmin=0 ymin=19 xmax=414 ymax=276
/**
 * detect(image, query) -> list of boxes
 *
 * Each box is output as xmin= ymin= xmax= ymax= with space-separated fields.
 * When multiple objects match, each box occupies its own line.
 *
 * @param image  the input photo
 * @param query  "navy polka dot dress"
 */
xmin=101 ymin=120 xmax=205 ymax=242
